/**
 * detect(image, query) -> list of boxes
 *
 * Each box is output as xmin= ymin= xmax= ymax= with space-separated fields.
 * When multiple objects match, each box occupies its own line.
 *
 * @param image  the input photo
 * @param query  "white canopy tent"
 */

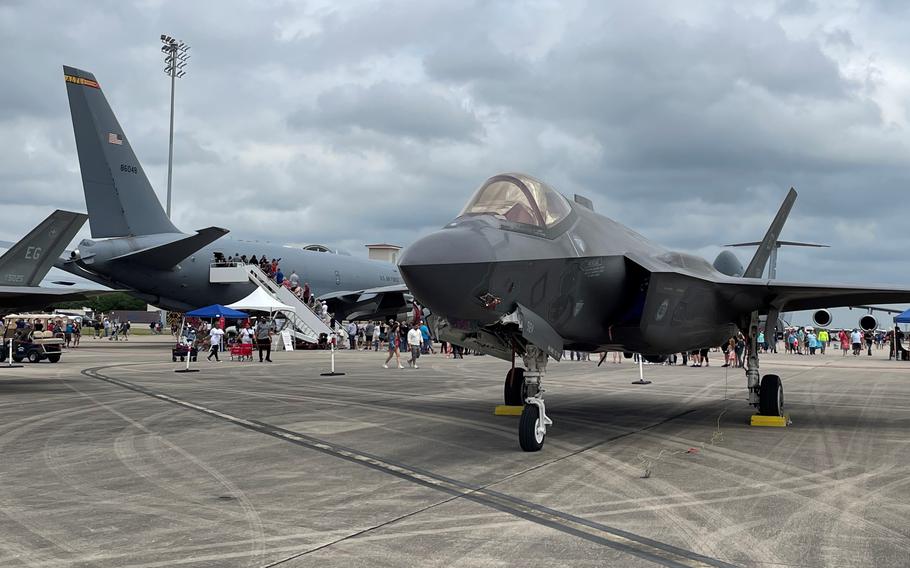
xmin=226 ymin=287 xmax=294 ymax=315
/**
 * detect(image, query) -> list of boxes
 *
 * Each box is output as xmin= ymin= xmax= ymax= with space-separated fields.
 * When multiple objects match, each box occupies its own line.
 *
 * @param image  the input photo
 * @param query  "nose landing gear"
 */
xmin=517 ymin=346 xmax=552 ymax=452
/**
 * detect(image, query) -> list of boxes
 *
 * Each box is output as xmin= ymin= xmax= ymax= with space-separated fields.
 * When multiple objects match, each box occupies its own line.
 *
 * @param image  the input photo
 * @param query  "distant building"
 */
xmin=365 ymin=244 xmax=402 ymax=264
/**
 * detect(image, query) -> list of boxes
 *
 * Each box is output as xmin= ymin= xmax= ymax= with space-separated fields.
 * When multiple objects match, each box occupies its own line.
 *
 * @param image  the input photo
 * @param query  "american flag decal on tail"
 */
xmin=108 ymin=132 xmax=123 ymax=145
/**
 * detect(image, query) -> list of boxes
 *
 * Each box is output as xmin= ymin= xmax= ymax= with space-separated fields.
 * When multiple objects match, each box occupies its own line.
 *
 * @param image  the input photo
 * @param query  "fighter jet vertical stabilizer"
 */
xmin=0 ymin=210 xmax=87 ymax=287
xmin=742 ymin=187 xmax=797 ymax=278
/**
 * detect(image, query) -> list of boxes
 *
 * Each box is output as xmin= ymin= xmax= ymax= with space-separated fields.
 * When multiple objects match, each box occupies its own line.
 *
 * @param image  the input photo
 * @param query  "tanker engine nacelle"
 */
xmin=859 ymin=314 xmax=878 ymax=331
xmin=812 ymin=309 xmax=832 ymax=328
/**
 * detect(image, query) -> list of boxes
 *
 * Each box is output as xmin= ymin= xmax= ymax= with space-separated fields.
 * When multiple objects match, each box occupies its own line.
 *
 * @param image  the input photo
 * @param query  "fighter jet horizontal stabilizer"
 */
xmin=725 ymin=240 xmax=829 ymax=248
xmin=109 ymin=227 xmax=230 ymax=269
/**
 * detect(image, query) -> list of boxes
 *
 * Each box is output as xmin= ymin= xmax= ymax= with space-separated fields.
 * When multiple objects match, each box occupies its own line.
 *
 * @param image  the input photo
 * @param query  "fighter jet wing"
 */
xmin=319 ymin=284 xmax=411 ymax=321
xmin=0 ymin=286 xmax=114 ymax=312
xmin=319 ymin=284 xmax=409 ymax=303
xmin=723 ymin=279 xmax=910 ymax=312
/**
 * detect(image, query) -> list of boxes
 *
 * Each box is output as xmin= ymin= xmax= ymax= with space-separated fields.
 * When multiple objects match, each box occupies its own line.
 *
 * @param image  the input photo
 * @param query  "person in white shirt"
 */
xmin=406 ymin=323 xmax=423 ymax=368
xmin=346 ymin=321 xmax=358 ymax=350
xmin=372 ymin=323 xmax=380 ymax=351
xmin=240 ymin=324 xmax=252 ymax=344
xmin=207 ymin=324 xmax=224 ymax=362
xmin=850 ymin=329 xmax=862 ymax=356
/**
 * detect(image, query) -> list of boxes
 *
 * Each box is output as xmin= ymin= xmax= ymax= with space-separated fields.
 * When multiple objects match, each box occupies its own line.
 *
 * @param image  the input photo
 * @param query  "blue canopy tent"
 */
xmin=181 ymin=305 xmax=249 ymax=352
xmin=185 ymin=304 xmax=249 ymax=319
xmin=889 ymin=309 xmax=910 ymax=362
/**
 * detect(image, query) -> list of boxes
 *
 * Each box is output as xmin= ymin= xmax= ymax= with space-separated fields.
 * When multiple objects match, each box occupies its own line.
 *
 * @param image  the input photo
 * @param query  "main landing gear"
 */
xmin=504 ymin=367 xmax=525 ymax=406
xmin=746 ymin=311 xmax=784 ymax=417
xmin=504 ymin=346 xmax=551 ymax=452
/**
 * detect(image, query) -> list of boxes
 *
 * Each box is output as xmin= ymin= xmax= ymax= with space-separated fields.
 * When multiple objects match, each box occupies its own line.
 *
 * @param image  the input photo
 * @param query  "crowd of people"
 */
xmin=779 ymin=327 xmax=890 ymax=357
xmin=88 ymin=317 xmax=133 ymax=342
xmin=176 ymin=316 xmax=277 ymax=363
xmin=589 ymin=326 xmax=901 ymax=368
xmin=2 ymin=314 xmax=145 ymax=349
xmin=313 ymin=315 xmax=476 ymax=370
xmin=329 ymin=314 xmax=907 ymax=371
xmin=214 ymin=252 xmax=328 ymax=319
xmin=5 ymin=316 xmax=83 ymax=348
xmin=16 ymin=305 xmax=906 ymax=372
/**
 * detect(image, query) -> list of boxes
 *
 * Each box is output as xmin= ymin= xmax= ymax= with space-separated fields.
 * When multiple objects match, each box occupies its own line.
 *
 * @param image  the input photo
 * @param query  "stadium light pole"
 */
xmin=160 ymin=35 xmax=190 ymax=219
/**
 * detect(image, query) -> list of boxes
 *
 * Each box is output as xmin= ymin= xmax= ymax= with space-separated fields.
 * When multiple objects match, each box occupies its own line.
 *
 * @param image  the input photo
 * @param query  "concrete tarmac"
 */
xmin=1 ymin=336 xmax=909 ymax=567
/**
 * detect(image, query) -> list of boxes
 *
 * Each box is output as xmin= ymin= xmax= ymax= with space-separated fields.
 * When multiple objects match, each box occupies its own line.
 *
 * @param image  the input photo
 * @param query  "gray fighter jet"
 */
xmin=0 ymin=209 xmax=110 ymax=311
xmin=57 ymin=67 xmax=405 ymax=318
xmin=398 ymin=173 xmax=910 ymax=451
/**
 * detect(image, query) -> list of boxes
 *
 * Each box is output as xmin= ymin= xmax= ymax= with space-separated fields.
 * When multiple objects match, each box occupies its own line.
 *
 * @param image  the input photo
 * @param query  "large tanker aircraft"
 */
xmin=57 ymin=66 xmax=405 ymax=317
xmin=398 ymin=173 xmax=910 ymax=451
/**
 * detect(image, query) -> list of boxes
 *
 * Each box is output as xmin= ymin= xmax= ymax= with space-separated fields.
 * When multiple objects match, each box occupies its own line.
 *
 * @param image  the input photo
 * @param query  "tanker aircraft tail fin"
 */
xmin=63 ymin=66 xmax=179 ymax=239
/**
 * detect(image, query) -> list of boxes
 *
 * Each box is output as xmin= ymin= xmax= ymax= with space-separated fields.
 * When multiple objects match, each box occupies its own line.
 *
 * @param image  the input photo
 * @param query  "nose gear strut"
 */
xmin=518 ymin=346 xmax=552 ymax=451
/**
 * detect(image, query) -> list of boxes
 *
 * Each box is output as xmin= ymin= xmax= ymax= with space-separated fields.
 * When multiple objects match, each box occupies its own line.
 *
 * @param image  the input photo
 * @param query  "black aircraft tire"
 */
xmin=504 ymin=368 xmax=525 ymax=406
xmin=27 ymin=351 xmax=40 ymax=364
xmin=519 ymin=404 xmax=545 ymax=452
xmin=759 ymin=374 xmax=783 ymax=416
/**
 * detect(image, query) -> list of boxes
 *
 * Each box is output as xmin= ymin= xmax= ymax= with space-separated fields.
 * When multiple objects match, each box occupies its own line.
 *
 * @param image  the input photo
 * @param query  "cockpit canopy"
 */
xmin=459 ymin=173 xmax=572 ymax=229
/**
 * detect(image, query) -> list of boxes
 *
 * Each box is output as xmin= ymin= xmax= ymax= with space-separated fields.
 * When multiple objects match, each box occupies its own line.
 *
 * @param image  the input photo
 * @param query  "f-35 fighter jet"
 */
xmin=398 ymin=173 xmax=910 ymax=451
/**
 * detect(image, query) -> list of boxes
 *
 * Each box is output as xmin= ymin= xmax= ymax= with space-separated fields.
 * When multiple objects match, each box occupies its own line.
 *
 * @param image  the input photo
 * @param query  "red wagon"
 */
xmin=230 ymin=343 xmax=253 ymax=361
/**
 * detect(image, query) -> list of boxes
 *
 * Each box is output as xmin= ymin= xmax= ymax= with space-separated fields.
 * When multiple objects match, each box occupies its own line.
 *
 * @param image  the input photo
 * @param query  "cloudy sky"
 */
xmin=2 ymin=0 xmax=910 ymax=285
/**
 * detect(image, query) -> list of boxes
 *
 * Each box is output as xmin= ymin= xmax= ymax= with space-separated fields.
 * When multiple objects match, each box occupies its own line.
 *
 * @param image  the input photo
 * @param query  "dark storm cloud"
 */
xmin=426 ymin=8 xmax=866 ymax=179
xmin=292 ymin=82 xmax=482 ymax=142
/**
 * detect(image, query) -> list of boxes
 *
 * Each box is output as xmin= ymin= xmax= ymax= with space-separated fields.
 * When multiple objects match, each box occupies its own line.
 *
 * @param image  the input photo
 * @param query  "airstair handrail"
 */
xmin=240 ymin=264 xmax=332 ymax=344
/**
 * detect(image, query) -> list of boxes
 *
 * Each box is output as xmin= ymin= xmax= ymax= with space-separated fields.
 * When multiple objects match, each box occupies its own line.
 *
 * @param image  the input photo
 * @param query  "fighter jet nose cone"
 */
xmin=398 ymin=226 xmax=493 ymax=268
xmin=398 ymin=226 xmax=497 ymax=323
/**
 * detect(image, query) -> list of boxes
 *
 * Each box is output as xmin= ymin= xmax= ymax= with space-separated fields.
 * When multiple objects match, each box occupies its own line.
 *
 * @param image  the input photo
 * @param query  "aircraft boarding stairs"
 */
xmin=210 ymin=262 xmax=332 ymax=345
